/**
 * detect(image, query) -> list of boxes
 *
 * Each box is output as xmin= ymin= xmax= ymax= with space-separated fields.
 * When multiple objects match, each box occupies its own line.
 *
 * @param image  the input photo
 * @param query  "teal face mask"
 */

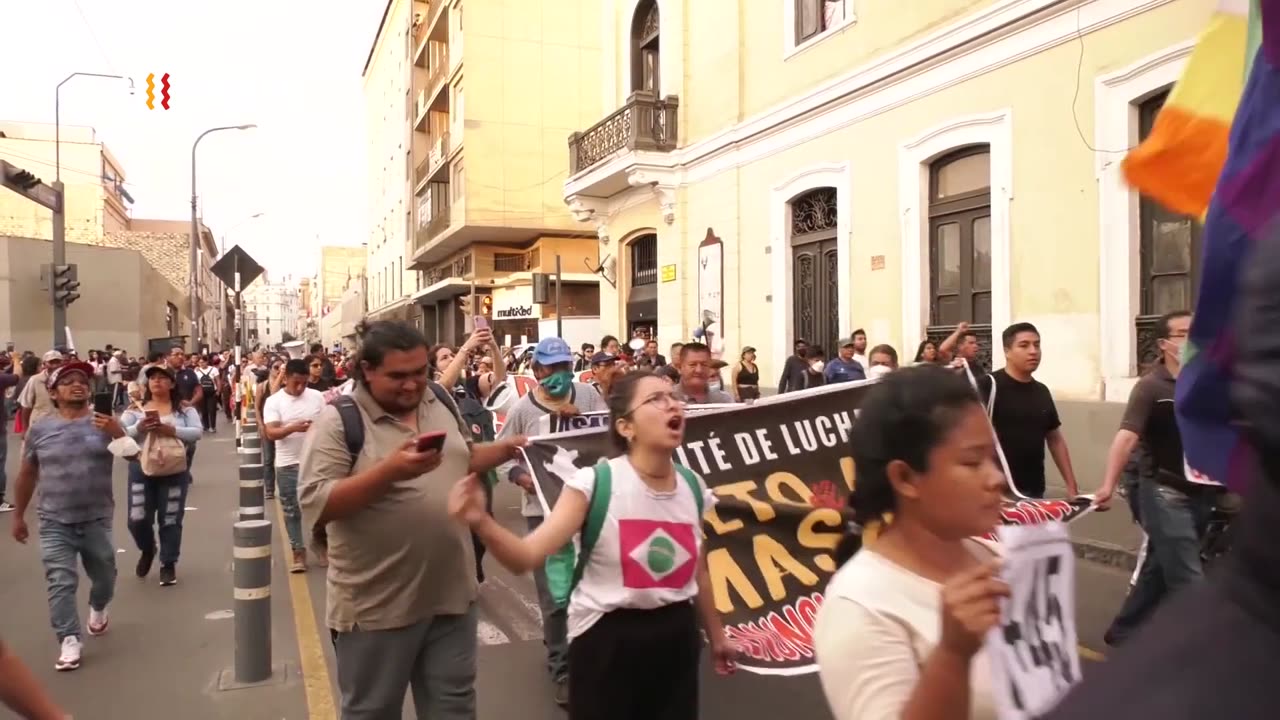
xmin=539 ymin=370 xmax=574 ymax=398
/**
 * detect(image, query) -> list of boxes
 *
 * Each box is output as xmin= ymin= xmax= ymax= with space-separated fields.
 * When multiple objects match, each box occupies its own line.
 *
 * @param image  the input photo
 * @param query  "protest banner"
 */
xmin=522 ymin=380 xmax=1094 ymax=676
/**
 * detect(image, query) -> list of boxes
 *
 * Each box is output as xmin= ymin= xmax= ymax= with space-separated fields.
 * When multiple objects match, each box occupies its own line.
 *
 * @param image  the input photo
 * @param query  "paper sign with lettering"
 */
xmin=986 ymin=522 xmax=1081 ymax=719
xmin=522 ymin=382 xmax=1095 ymax=676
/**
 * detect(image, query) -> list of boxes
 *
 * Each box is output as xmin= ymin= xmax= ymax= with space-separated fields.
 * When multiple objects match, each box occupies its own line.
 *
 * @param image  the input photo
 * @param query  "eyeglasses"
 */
xmin=627 ymin=391 xmax=680 ymax=415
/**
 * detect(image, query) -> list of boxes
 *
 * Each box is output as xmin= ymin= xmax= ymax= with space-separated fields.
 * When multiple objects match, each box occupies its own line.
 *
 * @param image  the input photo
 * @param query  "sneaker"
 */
xmin=0 ymin=501 xmax=14 ymax=513
xmin=289 ymin=549 xmax=307 ymax=574
xmin=159 ymin=564 xmax=177 ymax=586
xmin=553 ymin=678 xmax=569 ymax=707
xmin=87 ymin=607 xmax=109 ymax=636
xmin=136 ymin=548 xmax=155 ymax=578
xmin=55 ymin=636 xmax=82 ymax=671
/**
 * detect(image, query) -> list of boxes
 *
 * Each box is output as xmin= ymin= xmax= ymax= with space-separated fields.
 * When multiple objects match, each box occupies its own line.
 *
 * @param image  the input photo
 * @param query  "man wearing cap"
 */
xmin=11 ymin=360 xmax=125 ymax=672
xmin=495 ymin=337 xmax=608 ymax=706
xmin=588 ymin=351 xmax=620 ymax=398
xmin=17 ymin=351 xmax=65 ymax=433
xmin=824 ymin=338 xmax=868 ymax=385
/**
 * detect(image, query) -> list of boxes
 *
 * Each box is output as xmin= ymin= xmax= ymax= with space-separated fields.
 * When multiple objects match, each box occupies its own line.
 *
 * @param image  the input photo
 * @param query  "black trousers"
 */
xmin=568 ymin=601 xmax=700 ymax=720
xmin=198 ymin=391 xmax=219 ymax=430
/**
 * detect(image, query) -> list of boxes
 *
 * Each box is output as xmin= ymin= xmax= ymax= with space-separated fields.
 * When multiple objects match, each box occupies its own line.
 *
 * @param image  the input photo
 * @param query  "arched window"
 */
xmin=1136 ymin=88 xmax=1201 ymax=366
xmin=631 ymin=0 xmax=660 ymax=95
xmin=927 ymin=145 xmax=992 ymax=366
xmin=789 ymin=187 xmax=839 ymax=355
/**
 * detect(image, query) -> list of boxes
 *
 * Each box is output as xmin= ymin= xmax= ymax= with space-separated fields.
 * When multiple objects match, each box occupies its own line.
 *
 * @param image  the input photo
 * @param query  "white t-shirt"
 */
xmin=262 ymin=388 xmax=326 ymax=467
xmin=813 ymin=540 xmax=999 ymax=720
xmin=562 ymin=456 xmax=717 ymax=640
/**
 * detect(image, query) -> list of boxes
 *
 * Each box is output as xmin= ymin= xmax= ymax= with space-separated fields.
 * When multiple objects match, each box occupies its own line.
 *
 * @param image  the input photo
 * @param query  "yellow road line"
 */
xmin=1078 ymin=645 xmax=1107 ymax=663
xmin=274 ymin=502 xmax=337 ymax=720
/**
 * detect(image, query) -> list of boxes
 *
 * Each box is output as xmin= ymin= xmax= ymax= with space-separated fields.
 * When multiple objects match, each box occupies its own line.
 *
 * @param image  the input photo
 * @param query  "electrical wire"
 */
xmin=1071 ymin=6 xmax=1136 ymax=154
xmin=70 ymin=0 xmax=119 ymax=74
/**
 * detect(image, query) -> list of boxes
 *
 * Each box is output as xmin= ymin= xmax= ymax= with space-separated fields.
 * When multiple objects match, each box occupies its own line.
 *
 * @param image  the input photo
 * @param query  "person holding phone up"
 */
xmin=262 ymin=358 xmax=327 ymax=573
xmin=120 ymin=365 xmax=203 ymax=587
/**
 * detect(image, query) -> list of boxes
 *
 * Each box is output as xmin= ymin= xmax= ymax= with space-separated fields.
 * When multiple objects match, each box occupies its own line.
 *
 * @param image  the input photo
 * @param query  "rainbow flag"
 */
xmin=1175 ymin=0 xmax=1279 ymax=491
xmin=1122 ymin=1 xmax=1250 ymax=218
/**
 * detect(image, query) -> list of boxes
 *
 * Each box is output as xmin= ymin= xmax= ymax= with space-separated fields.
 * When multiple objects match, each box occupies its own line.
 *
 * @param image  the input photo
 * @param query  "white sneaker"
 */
xmin=0 ymin=501 xmax=15 ymax=513
xmin=87 ymin=607 xmax=109 ymax=636
xmin=55 ymin=636 xmax=82 ymax=671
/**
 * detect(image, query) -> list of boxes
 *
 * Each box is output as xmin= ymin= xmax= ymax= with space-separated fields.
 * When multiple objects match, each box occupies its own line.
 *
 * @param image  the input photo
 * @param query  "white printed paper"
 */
xmin=986 ymin=521 xmax=1081 ymax=720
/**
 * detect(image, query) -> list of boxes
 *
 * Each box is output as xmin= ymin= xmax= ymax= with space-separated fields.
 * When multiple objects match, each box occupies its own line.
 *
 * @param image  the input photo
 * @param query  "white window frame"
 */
xmin=898 ymin=109 xmax=1013 ymax=370
xmin=1094 ymin=40 xmax=1193 ymax=401
xmin=768 ymin=162 xmax=853 ymax=380
xmin=784 ymin=0 xmax=856 ymax=60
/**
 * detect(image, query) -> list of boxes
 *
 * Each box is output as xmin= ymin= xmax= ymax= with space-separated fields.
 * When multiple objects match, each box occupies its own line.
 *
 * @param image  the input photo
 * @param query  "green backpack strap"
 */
xmin=674 ymin=463 xmax=706 ymax=518
xmin=569 ymin=459 xmax=614 ymax=591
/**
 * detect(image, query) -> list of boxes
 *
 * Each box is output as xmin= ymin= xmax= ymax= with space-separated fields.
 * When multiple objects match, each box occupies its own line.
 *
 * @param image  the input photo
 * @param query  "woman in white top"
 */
xmin=814 ymin=365 xmax=1008 ymax=720
xmin=449 ymin=370 xmax=736 ymax=720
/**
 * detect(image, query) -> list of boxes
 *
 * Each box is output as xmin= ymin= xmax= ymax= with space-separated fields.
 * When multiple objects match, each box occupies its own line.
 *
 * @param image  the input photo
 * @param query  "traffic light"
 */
xmin=480 ymin=294 xmax=493 ymax=317
xmin=0 ymin=160 xmax=61 ymax=212
xmin=51 ymin=264 xmax=81 ymax=306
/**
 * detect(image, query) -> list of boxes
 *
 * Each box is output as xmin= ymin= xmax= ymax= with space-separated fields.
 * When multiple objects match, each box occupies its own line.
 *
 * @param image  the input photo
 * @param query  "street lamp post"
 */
xmin=52 ymin=72 xmax=128 ymax=349
xmin=191 ymin=124 xmax=256 ymax=353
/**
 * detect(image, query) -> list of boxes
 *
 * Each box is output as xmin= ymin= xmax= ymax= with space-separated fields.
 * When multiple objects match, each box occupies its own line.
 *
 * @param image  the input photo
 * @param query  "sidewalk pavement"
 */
xmin=0 ymin=425 xmax=311 ymax=719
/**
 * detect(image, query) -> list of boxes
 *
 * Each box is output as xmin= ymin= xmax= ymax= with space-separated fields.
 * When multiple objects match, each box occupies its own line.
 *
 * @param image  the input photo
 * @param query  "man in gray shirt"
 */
xmin=674 ymin=342 xmax=736 ymax=404
xmin=11 ymin=361 xmax=125 ymax=672
xmin=497 ymin=337 xmax=607 ymax=707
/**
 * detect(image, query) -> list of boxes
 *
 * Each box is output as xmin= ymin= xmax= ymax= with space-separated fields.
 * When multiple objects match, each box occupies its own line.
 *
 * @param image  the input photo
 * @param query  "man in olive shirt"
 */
xmin=299 ymin=321 xmax=523 ymax=720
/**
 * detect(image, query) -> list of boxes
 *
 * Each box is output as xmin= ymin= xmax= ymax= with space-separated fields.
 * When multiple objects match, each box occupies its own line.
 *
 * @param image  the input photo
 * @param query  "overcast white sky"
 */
xmin=0 ymin=0 xmax=386 ymax=278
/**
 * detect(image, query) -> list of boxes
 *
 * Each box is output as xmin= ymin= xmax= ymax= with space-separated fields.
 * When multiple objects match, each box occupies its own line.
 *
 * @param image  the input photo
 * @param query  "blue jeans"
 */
xmin=527 ymin=516 xmax=569 ymax=683
xmin=275 ymin=464 xmax=304 ymax=551
xmin=262 ymin=439 xmax=276 ymax=496
xmin=1139 ymin=478 xmax=1215 ymax=595
xmin=39 ymin=519 xmax=117 ymax=641
xmin=126 ymin=463 xmax=190 ymax=566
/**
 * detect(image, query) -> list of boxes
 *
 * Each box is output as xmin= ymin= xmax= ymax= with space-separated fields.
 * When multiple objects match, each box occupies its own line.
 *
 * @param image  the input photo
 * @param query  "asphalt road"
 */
xmin=0 ymin=428 xmax=1133 ymax=719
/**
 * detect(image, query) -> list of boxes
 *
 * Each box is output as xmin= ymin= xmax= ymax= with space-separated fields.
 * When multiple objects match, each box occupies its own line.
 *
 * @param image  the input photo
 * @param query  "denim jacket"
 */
xmin=121 ymin=405 xmax=204 ymax=446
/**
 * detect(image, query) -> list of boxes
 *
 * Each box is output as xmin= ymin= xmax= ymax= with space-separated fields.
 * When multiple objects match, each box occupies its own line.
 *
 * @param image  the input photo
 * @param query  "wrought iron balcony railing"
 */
xmin=568 ymin=91 xmax=678 ymax=174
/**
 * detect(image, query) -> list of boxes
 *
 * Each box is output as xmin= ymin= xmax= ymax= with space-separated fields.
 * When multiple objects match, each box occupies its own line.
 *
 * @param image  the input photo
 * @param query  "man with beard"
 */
xmin=298 ymin=321 xmax=525 ymax=719
xmin=11 ymin=361 xmax=126 ymax=671
xmin=497 ymin=336 xmax=608 ymax=707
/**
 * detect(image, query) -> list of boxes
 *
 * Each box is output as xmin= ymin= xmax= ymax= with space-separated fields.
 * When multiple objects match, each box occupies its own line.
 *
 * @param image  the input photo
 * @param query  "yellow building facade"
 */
xmin=564 ymin=0 xmax=1214 ymax=401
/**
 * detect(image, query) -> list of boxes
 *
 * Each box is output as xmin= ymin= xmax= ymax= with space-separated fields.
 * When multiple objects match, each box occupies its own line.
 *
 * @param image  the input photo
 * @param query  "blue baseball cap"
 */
xmin=534 ymin=337 xmax=574 ymax=366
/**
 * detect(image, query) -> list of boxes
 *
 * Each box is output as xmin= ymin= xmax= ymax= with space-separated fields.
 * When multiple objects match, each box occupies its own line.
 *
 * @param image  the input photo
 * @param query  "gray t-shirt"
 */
xmin=497 ymin=382 xmax=609 ymax=517
xmin=23 ymin=414 xmax=115 ymax=524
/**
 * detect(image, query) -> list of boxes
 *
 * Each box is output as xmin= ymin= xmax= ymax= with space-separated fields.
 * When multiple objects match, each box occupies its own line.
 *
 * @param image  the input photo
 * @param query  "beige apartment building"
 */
xmin=363 ymin=0 xmax=603 ymax=347
xmin=0 ymin=121 xmax=228 ymax=350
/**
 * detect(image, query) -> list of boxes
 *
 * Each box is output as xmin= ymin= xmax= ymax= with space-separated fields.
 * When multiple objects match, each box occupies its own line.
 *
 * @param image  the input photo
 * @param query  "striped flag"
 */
xmin=1174 ymin=0 xmax=1279 ymax=491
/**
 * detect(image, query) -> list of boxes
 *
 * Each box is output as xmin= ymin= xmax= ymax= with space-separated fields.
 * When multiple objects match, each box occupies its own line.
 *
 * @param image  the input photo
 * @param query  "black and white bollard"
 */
xmin=238 ymin=461 xmax=265 ymax=523
xmin=232 ymin=519 xmax=273 ymax=685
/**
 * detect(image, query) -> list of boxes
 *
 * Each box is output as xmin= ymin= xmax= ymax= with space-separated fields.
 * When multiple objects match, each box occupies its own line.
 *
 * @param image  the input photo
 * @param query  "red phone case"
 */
xmin=417 ymin=432 xmax=446 ymax=452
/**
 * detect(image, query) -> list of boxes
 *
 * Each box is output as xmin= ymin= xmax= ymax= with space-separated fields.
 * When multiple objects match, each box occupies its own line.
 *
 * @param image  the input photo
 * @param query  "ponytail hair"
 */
xmin=834 ymin=365 xmax=984 ymax=564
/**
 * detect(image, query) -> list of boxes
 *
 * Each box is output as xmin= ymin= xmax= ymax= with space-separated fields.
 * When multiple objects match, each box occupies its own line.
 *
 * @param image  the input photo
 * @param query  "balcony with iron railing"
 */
xmin=425 ymin=43 xmax=449 ymax=109
xmin=492 ymin=246 xmax=543 ymax=273
xmin=423 ymin=251 xmax=472 ymax=287
xmin=415 ymin=201 xmax=452 ymax=257
xmin=568 ymin=91 xmax=679 ymax=175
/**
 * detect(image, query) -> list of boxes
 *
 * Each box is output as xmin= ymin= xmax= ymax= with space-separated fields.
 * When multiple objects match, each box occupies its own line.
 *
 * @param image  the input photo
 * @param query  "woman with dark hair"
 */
xmin=914 ymin=339 xmax=940 ymax=365
xmin=731 ymin=346 xmax=760 ymax=401
xmin=814 ymin=365 xmax=1007 ymax=720
xmin=450 ymin=370 xmax=736 ymax=719
xmin=120 ymin=365 xmax=203 ymax=586
xmin=599 ymin=335 xmax=621 ymax=356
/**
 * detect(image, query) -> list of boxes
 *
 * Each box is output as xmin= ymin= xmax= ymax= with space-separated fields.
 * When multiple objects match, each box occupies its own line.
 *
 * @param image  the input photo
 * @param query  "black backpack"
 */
xmin=330 ymin=381 xmax=462 ymax=471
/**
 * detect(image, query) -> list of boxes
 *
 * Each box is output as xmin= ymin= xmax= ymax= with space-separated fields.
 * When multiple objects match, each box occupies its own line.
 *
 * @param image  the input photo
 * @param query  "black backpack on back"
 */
xmin=330 ymin=381 xmax=461 ymax=471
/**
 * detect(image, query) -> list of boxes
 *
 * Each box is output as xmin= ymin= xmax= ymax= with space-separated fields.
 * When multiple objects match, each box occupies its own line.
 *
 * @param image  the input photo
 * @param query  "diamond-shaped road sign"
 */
xmin=210 ymin=245 xmax=264 ymax=292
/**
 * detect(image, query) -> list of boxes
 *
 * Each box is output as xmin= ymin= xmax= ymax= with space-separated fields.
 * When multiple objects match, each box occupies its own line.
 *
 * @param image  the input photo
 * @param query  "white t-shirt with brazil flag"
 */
xmin=562 ymin=456 xmax=717 ymax=640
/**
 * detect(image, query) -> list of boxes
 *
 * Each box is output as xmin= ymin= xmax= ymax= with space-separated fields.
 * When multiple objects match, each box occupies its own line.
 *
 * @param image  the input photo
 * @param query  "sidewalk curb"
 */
xmin=1072 ymin=539 xmax=1138 ymax=571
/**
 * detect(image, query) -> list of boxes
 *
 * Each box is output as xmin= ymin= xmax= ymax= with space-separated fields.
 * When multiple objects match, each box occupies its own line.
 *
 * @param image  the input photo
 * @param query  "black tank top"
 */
xmin=736 ymin=362 xmax=759 ymax=386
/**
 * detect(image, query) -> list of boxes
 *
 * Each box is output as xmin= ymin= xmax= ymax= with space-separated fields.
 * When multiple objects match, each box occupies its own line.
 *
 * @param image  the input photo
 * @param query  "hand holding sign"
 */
xmin=939 ymin=559 xmax=1009 ymax=658
xmin=986 ymin=522 xmax=1081 ymax=720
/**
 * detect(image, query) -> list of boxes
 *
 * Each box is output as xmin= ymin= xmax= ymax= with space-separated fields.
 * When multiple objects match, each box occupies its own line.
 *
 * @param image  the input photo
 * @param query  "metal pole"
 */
xmin=232 ymin=519 xmax=273 ymax=684
xmin=555 ymin=254 xmax=563 ymax=338
xmin=51 ymin=181 xmax=66 ymax=350
xmin=219 ymin=235 xmax=226 ymax=350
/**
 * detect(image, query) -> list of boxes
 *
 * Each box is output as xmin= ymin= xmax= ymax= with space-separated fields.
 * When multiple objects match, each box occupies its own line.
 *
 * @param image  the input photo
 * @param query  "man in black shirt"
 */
xmin=167 ymin=347 xmax=203 ymax=477
xmin=776 ymin=339 xmax=810 ymax=394
xmin=980 ymin=322 xmax=1079 ymax=498
xmin=1093 ymin=310 xmax=1219 ymax=645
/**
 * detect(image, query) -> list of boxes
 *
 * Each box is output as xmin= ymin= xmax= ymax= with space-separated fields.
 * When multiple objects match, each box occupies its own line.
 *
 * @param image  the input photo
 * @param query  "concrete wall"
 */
xmin=0 ymin=235 xmax=186 ymax=354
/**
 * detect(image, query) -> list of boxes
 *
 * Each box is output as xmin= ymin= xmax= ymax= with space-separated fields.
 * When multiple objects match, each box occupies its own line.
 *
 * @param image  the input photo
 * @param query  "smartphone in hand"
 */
xmin=93 ymin=392 xmax=113 ymax=416
xmin=416 ymin=431 xmax=447 ymax=453
xmin=474 ymin=315 xmax=488 ymax=330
